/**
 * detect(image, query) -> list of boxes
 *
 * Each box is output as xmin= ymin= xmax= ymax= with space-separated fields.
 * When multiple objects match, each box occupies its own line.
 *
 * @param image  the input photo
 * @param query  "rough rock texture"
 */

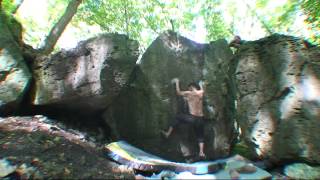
xmin=284 ymin=163 xmax=320 ymax=179
xmin=233 ymin=34 xmax=320 ymax=163
xmin=105 ymin=31 xmax=235 ymax=160
xmin=203 ymin=40 xmax=237 ymax=157
xmin=32 ymin=34 xmax=139 ymax=111
xmin=0 ymin=12 xmax=31 ymax=115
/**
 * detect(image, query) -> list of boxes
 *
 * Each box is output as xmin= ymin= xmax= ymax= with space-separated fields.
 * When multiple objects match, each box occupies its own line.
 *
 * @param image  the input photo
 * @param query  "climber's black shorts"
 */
xmin=171 ymin=114 xmax=205 ymax=143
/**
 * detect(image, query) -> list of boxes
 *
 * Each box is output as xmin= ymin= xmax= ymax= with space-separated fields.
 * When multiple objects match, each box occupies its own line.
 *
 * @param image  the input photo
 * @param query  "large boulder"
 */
xmin=32 ymin=34 xmax=139 ymax=111
xmin=104 ymin=31 xmax=235 ymax=160
xmin=0 ymin=12 xmax=31 ymax=115
xmin=233 ymin=34 xmax=320 ymax=163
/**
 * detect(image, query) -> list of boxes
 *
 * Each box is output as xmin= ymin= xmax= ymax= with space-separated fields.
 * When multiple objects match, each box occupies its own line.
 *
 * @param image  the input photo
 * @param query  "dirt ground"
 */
xmin=0 ymin=116 xmax=135 ymax=179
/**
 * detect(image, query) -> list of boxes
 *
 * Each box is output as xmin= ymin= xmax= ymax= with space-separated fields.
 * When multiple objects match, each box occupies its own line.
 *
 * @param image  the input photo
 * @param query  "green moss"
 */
xmin=231 ymin=141 xmax=253 ymax=159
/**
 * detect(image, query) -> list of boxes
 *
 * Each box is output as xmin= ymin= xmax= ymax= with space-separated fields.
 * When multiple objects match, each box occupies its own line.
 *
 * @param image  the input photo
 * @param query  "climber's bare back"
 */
xmin=173 ymin=78 xmax=204 ymax=117
xmin=183 ymin=91 xmax=204 ymax=117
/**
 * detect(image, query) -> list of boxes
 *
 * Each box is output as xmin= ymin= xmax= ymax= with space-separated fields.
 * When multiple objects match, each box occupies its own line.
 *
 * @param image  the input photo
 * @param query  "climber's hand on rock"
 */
xmin=171 ymin=78 xmax=179 ymax=84
xmin=199 ymin=80 xmax=204 ymax=87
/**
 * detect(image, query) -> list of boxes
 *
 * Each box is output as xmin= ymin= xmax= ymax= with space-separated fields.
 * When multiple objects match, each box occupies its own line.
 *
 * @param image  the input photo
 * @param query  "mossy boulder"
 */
xmin=0 ymin=12 xmax=31 ymax=115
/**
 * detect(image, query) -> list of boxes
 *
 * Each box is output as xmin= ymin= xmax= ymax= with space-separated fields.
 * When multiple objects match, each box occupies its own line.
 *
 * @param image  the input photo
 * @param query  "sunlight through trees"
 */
xmin=2 ymin=0 xmax=319 ymax=51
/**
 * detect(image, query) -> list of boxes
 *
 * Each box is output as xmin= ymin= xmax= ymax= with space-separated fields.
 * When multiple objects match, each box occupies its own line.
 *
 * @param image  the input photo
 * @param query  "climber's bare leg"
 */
xmin=199 ymin=142 xmax=205 ymax=157
xmin=161 ymin=126 xmax=173 ymax=138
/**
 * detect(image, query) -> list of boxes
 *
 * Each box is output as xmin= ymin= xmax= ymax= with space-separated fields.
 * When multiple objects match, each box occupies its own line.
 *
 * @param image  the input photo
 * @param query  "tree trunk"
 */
xmin=12 ymin=0 xmax=25 ymax=14
xmin=170 ymin=19 xmax=175 ymax=32
xmin=40 ymin=0 xmax=82 ymax=55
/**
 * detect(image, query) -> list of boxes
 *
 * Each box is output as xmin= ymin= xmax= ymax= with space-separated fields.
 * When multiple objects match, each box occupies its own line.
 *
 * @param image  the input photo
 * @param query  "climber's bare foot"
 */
xmin=199 ymin=151 xmax=206 ymax=159
xmin=160 ymin=130 xmax=170 ymax=138
xmin=236 ymin=164 xmax=256 ymax=173
xmin=229 ymin=169 xmax=240 ymax=180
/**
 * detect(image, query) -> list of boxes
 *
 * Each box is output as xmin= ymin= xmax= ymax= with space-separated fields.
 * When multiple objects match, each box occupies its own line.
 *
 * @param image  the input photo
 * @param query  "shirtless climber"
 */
xmin=229 ymin=35 xmax=244 ymax=48
xmin=162 ymin=78 xmax=206 ymax=158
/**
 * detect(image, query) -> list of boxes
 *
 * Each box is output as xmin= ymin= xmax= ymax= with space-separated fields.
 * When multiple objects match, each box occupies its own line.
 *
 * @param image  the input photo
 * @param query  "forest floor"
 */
xmin=0 ymin=116 xmax=135 ymax=179
xmin=0 ymin=116 xmax=292 ymax=179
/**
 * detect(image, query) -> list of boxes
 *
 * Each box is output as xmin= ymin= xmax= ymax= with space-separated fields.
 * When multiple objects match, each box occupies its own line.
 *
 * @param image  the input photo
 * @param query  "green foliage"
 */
xmin=76 ymin=0 xmax=200 ymax=48
xmin=200 ymin=0 xmax=232 ymax=41
xmin=4 ymin=0 xmax=320 ymax=51
xmin=231 ymin=140 xmax=255 ymax=159
xmin=76 ymin=0 xmax=231 ymax=49
xmin=258 ymin=0 xmax=320 ymax=44
xmin=301 ymin=0 xmax=320 ymax=44
xmin=2 ymin=0 xmax=16 ymax=14
xmin=246 ymin=0 xmax=319 ymax=44
xmin=77 ymin=0 xmax=152 ymax=48
xmin=2 ymin=0 xmax=25 ymax=15
xmin=278 ymin=0 xmax=299 ymax=24
xmin=302 ymin=0 xmax=320 ymax=26
xmin=16 ymin=0 xmax=71 ymax=49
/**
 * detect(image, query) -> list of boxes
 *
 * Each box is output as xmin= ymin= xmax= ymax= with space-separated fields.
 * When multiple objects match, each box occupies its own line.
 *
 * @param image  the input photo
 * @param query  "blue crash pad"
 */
xmin=105 ymin=141 xmax=271 ymax=179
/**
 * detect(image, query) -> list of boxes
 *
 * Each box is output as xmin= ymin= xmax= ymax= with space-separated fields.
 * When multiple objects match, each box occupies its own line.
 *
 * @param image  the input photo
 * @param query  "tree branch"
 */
xmin=11 ymin=0 xmax=25 ymax=14
xmin=170 ymin=19 xmax=175 ymax=32
xmin=40 ymin=0 xmax=83 ymax=55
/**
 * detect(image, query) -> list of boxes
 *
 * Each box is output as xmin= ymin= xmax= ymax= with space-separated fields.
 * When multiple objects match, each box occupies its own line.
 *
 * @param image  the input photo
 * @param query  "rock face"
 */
xmin=284 ymin=163 xmax=320 ymax=179
xmin=32 ymin=34 xmax=139 ymax=111
xmin=234 ymin=34 xmax=320 ymax=163
xmin=105 ymin=31 xmax=235 ymax=160
xmin=0 ymin=12 xmax=31 ymax=115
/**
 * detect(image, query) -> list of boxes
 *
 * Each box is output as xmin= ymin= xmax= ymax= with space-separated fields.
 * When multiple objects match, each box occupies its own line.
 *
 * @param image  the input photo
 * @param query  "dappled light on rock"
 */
xmin=1 ymin=0 xmax=320 ymax=178
xmin=250 ymin=110 xmax=276 ymax=157
xmin=233 ymin=34 xmax=320 ymax=163
xmin=302 ymin=73 xmax=320 ymax=100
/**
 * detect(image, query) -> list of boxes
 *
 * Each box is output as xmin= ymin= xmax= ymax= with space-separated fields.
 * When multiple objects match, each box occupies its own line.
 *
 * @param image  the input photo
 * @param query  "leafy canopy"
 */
xmin=301 ymin=0 xmax=320 ymax=44
xmin=3 ymin=0 xmax=320 ymax=50
xmin=76 ymin=0 xmax=231 ymax=49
